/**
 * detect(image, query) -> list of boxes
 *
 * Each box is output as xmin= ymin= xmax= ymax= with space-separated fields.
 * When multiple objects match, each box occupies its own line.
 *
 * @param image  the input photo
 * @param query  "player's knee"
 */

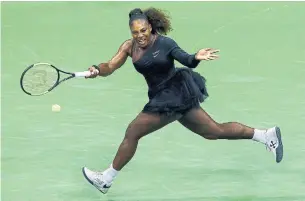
xmin=124 ymin=123 xmax=144 ymax=141
xmin=200 ymin=123 xmax=225 ymax=140
xmin=212 ymin=123 xmax=226 ymax=138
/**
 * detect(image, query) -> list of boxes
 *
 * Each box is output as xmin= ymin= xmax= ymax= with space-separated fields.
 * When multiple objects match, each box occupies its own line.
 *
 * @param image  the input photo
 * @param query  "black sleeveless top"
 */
xmin=132 ymin=35 xmax=200 ymax=90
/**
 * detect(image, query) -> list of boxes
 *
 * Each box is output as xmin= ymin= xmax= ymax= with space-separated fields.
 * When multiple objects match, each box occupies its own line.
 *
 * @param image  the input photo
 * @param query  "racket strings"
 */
xmin=22 ymin=64 xmax=58 ymax=95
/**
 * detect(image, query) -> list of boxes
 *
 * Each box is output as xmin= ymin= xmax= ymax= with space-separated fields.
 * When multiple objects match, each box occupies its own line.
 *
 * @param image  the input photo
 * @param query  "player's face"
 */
xmin=130 ymin=19 xmax=152 ymax=48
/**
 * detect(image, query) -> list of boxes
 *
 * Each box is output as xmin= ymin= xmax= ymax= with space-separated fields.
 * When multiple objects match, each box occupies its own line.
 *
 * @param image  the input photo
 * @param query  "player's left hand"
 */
xmin=195 ymin=48 xmax=219 ymax=61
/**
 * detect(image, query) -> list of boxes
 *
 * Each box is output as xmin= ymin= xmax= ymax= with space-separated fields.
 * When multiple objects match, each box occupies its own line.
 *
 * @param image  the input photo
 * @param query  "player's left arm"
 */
xmin=166 ymin=37 xmax=219 ymax=68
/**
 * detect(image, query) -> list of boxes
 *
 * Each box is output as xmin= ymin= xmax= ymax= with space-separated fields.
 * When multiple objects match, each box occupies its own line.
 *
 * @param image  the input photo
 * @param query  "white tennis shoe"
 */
xmin=265 ymin=126 xmax=283 ymax=163
xmin=82 ymin=167 xmax=112 ymax=194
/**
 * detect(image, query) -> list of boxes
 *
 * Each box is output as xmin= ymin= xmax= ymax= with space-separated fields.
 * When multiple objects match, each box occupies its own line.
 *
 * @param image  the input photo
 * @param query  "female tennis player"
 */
xmin=82 ymin=8 xmax=283 ymax=194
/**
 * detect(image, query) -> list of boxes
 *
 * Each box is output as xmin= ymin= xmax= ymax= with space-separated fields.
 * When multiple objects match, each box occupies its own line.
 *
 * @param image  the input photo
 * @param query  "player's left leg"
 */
xmin=178 ymin=106 xmax=283 ymax=163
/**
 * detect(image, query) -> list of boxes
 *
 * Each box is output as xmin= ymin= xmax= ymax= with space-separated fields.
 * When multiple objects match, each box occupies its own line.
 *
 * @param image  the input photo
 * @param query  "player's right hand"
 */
xmin=85 ymin=66 xmax=100 ymax=79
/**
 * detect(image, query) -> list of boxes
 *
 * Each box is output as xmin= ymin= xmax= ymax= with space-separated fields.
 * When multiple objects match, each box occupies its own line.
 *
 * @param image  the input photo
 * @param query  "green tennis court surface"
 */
xmin=2 ymin=2 xmax=305 ymax=201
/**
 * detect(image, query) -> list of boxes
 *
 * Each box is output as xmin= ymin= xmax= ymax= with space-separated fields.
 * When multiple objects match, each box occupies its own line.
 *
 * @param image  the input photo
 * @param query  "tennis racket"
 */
xmin=20 ymin=62 xmax=99 ymax=96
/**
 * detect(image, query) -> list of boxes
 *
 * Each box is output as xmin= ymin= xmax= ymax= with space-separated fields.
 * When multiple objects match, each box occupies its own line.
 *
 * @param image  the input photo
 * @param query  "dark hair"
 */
xmin=129 ymin=7 xmax=173 ymax=35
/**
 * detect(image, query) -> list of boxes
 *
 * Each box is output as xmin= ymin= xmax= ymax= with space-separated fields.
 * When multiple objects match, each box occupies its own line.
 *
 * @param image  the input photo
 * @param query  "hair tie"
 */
xmin=129 ymin=10 xmax=148 ymax=25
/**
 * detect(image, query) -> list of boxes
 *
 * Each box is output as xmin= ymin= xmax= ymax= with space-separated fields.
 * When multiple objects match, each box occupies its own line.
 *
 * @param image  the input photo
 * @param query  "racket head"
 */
xmin=20 ymin=63 xmax=60 ymax=96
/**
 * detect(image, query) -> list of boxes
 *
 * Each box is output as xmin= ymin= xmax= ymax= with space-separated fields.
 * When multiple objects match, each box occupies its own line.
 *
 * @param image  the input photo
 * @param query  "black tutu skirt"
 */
xmin=143 ymin=67 xmax=209 ymax=116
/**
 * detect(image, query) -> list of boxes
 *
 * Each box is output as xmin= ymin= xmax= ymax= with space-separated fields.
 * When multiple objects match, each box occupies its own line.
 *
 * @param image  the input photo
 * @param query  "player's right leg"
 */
xmin=82 ymin=112 xmax=180 ymax=194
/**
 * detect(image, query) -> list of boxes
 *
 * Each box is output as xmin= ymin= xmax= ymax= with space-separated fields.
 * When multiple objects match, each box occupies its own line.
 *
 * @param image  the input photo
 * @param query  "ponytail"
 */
xmin=129 ymin=7 xmax=173 ymax=35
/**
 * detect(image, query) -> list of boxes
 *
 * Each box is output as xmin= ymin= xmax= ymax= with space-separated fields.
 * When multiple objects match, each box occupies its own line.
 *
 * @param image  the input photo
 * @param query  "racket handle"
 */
xmin=74 ymin=69 xmax=99 ymax=78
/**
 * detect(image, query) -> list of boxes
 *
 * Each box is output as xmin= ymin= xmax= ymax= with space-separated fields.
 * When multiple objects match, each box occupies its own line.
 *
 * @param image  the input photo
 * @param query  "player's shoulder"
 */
xmin=116 ymin=39 xmax=133 ymax=56
xmin=158 ymin=35 xmax=175 ymax=41
xmin=120 ymin=39 xmax=133 ymax=49
xmin=157 ymin=35 xmax=178 ymax=49
xmin=119 ymin=39 xmax=133 ymax=54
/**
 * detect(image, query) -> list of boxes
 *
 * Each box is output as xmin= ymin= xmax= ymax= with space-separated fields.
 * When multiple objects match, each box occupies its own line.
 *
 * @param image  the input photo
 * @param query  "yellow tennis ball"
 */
xmin=52 ymin=104 xmax=61 ymax=112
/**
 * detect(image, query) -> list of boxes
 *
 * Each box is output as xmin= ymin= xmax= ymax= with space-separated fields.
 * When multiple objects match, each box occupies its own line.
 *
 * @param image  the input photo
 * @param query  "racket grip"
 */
xmin=74 ymin=69 xmax=99 ymax=78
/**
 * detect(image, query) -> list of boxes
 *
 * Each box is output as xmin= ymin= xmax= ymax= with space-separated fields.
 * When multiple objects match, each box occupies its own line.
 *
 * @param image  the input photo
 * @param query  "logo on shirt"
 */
xmin=152 ymin=50 xmax=160 ymax=58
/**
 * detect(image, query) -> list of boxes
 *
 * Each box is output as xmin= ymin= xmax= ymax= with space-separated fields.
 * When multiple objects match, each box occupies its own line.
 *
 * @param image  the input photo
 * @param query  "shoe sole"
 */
xmin=275 ymin=127 xmax=284 ymax=163
xmin=82 ymin=167 xmax=108 ymax=194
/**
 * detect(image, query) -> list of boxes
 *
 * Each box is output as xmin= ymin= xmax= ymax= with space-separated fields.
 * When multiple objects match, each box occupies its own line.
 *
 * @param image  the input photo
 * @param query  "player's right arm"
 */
xmin=86 ymin=39 xmax=132 ymax=78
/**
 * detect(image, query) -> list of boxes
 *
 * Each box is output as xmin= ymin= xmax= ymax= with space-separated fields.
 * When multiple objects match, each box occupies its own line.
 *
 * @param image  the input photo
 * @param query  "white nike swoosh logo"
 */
xmin=152 ymin=50 xmax=160 ymax=57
